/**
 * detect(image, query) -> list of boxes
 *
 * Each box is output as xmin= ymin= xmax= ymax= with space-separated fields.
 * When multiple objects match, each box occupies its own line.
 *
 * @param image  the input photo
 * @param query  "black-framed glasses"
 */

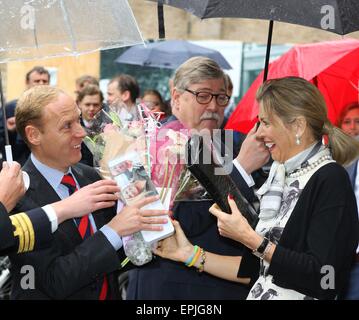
xmin=185 ymin=89 xmax=230 ymax=107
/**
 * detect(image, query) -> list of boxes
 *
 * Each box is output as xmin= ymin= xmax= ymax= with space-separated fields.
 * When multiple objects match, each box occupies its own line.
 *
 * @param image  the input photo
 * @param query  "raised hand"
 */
xmin=235 ymin=124 xmax=270 ymax=174
xmin=52 ymin=179 xmax=120 ymax=223
xmin=107 ymin=195 xmax=170 ymax=237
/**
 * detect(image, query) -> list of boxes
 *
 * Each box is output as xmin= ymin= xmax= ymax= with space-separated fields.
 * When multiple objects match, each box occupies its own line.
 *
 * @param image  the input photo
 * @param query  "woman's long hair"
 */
xmin=256 ymin=77 xmax=359 ymax=166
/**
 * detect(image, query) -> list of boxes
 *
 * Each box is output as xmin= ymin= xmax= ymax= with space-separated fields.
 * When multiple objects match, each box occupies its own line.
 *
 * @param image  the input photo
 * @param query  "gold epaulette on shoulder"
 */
xmin=9 ymin=212 xmax=35 ymax=253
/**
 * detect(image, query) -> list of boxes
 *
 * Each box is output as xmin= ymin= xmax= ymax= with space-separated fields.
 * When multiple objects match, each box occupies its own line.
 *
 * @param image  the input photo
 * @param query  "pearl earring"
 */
xmin=295 ymin=134 xmax=301 ymax=145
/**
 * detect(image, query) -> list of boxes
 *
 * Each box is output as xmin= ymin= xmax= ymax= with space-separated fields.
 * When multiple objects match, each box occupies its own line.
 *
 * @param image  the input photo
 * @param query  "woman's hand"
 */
xmin=209 ymin=196 xmax=261 ymax=249
xmin=153 ymin=220 xmax=194 ymax=263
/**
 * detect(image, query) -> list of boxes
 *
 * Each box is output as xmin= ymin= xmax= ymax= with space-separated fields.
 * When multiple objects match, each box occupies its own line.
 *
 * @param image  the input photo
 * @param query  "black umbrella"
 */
xmin=115 ymin=40 xmax=232 ymax=69
xmin=156 ymin=0 xmax=359 ymax=34
xmin=153 ymin=0 xmax=359 ymax=80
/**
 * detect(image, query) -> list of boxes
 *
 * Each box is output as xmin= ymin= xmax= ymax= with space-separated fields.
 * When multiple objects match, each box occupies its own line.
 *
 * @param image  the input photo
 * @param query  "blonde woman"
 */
xmin=155 ymin=77 xmax=359 ymax=300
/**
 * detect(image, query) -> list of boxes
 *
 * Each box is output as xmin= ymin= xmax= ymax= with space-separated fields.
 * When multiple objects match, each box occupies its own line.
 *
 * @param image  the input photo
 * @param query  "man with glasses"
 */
xmin=127 ymin=56 xmax=269 ymax=300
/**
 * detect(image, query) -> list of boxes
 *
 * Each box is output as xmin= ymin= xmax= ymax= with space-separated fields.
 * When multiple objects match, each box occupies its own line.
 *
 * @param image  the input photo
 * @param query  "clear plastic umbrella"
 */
xmin=0 ymin=0 xmax=144 ymax=145
xmin=0 ymin=0 xmax=143 ymax=62
xmin=0 ymin=1 xmax=144 ymax=297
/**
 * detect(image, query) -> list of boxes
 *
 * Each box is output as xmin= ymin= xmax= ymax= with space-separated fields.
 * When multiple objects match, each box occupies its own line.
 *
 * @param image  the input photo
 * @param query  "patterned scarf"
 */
xmin=256 ymin=142 xmax=323 ymax=220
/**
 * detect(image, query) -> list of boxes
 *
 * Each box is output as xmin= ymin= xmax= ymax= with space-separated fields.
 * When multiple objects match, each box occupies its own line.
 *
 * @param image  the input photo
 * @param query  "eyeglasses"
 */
xmin=185 ymin=89 xmax=230 ymax=107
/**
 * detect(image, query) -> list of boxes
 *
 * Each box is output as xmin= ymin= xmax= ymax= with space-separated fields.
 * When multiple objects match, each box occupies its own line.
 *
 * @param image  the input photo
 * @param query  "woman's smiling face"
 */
xmin=256 ymin=103 xmax=300 ymax=163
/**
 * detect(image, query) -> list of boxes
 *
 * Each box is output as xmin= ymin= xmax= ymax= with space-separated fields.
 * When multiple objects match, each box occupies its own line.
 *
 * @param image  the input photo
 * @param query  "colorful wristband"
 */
xmin=185 ymin=245 xmax=199 ymax=266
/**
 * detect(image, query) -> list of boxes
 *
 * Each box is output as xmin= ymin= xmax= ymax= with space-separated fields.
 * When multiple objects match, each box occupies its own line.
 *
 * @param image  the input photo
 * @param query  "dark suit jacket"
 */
xmin=0 ymin=100 xmax=30 ymax=166
xmin=0 ymin=202 xmax=52 ymax=256
xmin=79 ymin=118 xmax=95 ymax=167
xmin=127 ymin=199 xmax=251 ymax=300
xmin=346 ymin=160 xmax=358 ymax=188
xmin=9 ymin=159 xmax=126 ymax=300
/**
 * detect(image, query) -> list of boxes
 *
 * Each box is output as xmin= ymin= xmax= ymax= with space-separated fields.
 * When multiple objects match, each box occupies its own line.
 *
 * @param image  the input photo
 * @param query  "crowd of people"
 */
xmin=0 ymin=56 xmax=358 ymax=300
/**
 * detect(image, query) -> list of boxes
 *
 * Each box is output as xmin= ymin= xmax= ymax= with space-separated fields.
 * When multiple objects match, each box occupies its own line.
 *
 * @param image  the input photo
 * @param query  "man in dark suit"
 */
xmin=344 ymin=158 xmax=359 ymax=299
xmin=0 ymin=160 xmax=120 ymax=256
xmin=126 ymin=57 xmax=269 ymax=300
xmin=10 ymin=85 xmax=168 ymax=299
xmin=0 ymin=66 xmax=51 ymax=166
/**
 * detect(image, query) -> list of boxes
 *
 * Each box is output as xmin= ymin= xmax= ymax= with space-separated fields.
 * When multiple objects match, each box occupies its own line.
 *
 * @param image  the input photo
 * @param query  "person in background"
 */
xmin=155 ymin=76 xmax=359 ymax=300
xmin=74 ymin=75 xmax=99 ymax=99
xmin=338 ymin=102 xmax=359 ymax=300
xmin=338 ymin=102 xmax=359 ymax=138
xmin=221 ymin=73 xmax=234 ymax=129
xmin=77 ymin=85 xmax=104 ymax=127
xmin=77 ymin=85 xmax=104 ymax=167
xmin=106 ymin=74 xmax=140 ymax=123
xmin=0 ymin=66 xmax=50 ymax=165
xmin=142 ymin=89 xmax=171 ymax=122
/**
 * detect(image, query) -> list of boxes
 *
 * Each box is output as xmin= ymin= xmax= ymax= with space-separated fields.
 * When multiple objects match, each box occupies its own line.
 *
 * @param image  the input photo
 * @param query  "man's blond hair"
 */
xmin=15 ymin=85 xmax=64 ymax=146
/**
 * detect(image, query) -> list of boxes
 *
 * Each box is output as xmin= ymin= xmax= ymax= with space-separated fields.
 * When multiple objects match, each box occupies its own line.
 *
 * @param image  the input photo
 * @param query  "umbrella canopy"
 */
xmin=156 ymin=0 xmax=359 ymax=35
xmin=0 ymin=0 xmax=144 ymax=146
xmin=153 ymin=0 xmax=359 ymax=81
xmin=0 ymin=0 xmax=143 ymax=62
xmin=225 ymin=39 xmax=359 ymax=133
xmin=115 ymin=40 xmax=232 ymax=69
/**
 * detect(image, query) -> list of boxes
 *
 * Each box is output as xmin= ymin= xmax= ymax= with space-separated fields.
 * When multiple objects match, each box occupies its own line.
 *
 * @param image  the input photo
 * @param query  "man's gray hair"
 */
xmin=173 ymin=56 xmax=226 ymax=91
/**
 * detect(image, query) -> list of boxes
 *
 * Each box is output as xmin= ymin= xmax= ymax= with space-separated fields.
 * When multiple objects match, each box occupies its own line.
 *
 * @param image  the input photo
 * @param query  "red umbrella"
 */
xmin=225 ymin=39 xmax=359 ymax=133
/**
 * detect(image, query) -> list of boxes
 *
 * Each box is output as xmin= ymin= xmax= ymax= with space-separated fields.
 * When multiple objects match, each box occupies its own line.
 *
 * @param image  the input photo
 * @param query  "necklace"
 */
xmin=287 ymin=155 xmax=332 ymax=178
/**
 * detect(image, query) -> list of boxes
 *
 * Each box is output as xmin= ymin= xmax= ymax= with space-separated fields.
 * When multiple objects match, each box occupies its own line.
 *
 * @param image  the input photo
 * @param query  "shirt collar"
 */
xmin=31 ymin=153 xmax=73 ymax=191
xmin=83 ymin=119 xmax=94 ymax=128
xmin=284 ymin=142 xmax=317 ymax=173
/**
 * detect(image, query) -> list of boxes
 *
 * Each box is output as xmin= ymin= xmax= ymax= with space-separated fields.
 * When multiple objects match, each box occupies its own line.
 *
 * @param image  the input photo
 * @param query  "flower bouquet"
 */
xmin=82 ymin=105 xmax=167 ymax=267
xmin=150 ymin=120 xmax=207 ymax=210
xmin=83 ymin=105 xmax=152 ymax=179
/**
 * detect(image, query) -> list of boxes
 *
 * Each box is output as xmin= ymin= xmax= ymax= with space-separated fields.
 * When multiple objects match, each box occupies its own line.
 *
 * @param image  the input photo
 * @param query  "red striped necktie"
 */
xmin=60 ymin=173 xmax=108 ymax=300
xmin=61 ymin=174 xmax=93 ymax=239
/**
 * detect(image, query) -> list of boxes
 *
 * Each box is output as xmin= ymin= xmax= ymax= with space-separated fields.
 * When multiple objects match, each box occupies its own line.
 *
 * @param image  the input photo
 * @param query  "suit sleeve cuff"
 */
xmin=0 ymin=202 xmax=15 ymax=248
xmin=25 ymin=207 xmax=52 ymax=250
xmin=100 ymin=224 xmax=123 ymax=251
xmin=233 ymin=159 xmax=255 ymax=187
xmin=42 ymin=205 xmax=58 ymax=233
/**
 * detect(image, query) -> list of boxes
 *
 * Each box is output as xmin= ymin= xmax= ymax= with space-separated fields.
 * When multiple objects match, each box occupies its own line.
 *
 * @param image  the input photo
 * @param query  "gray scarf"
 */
xmin=256 ymin=142 xmax=326 ymax=220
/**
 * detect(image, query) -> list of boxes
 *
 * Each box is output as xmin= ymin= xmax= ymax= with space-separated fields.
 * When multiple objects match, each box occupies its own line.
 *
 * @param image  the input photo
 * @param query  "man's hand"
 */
xmin=51 ymin=179 xmax=120 ymax=224
xmin=0 ymin=161 xmax=25 ymax=212
xmin=236 ymin=124 xmax=270 ymax=174
xmin=6 ymin=117 xmax=16 ymax=132
xmin=107 ymin=195 xmax=169 ymax=237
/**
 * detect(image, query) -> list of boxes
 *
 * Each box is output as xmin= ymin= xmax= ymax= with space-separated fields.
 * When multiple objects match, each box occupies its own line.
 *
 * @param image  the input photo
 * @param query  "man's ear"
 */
xmin=25 ymin=125 xmax=41 ymax=146
xmin=171 ymin=88 xmax=181 ymax=111
xmin=121 ymin=90 xmax=131 ymax=103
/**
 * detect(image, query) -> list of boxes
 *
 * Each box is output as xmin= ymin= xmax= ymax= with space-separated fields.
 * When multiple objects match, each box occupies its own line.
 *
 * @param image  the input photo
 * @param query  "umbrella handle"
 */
xmin=157 ymin=2 xmax=165 ymax=39
xmin=5 ymin=145 xmax=13 ymax=164
xmin=0 ymin=71 xmax=9 ymax=146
